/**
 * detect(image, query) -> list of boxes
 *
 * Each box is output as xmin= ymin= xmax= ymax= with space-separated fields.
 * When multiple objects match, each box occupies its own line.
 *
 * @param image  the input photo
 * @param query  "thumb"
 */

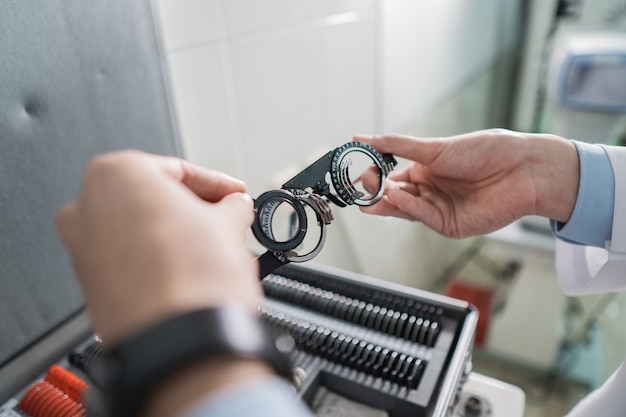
xmin=353 ymin=134 xmax=442 ymax=164
xmin=214 ymin=192 xmax=255 ymax=233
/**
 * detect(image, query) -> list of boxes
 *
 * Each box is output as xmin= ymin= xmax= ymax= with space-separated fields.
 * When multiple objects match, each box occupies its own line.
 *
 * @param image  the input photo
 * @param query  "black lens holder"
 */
xmin=252 ymin=189 xmax=309 ymax=253
xmin=253 ymin=141 xmax=397 ymax=278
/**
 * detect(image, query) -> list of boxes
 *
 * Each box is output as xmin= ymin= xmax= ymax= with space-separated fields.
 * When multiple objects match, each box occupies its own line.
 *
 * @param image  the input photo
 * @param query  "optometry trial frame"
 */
xmin=252 ymin=141 xmax=397 ymax=278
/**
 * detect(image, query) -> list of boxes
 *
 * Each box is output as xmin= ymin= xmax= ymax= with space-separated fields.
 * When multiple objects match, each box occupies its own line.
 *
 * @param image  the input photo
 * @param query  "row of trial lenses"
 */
xmin=262 ymin=306 xmax=426 ymax=390
xmin=262 ymin=275 xmax=441 ymax=347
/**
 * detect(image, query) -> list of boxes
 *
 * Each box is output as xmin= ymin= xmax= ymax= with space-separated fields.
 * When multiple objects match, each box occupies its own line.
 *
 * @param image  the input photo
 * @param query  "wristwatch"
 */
xmin=89 ymin=305 xmax=293 ymax=417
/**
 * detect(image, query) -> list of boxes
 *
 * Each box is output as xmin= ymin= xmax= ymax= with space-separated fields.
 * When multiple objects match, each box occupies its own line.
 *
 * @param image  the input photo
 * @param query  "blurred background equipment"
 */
xmin=543 ymin=31 xmax=626 ymax=144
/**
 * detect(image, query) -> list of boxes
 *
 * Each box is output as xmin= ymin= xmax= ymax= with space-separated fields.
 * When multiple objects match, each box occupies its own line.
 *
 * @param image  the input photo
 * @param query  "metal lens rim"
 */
xmin=252 ymin=189 xmax=307 ymax=252
xmin=330 ymin=143 xmax=386 ymax=206
xmin=284 ymin=194 xmax=330 ymax=263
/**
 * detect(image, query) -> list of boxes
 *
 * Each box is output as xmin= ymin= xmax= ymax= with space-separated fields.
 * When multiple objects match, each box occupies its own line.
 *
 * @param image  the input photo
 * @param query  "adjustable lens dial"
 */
xmin=330 ymin=141 xmax=395 ymax=206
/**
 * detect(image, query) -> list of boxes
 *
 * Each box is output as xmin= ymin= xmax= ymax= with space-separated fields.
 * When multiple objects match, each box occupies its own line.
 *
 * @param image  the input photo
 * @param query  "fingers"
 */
xmin=85 ymin=151 xmax=247 ymax=204
xmin=360 ymin=167 xmax=381 ymax=195
xmin=386 ymin=178 xmax=420 ymax=196
xmin=387 ymin=188 xmax=441 ymax=228
xmin=59 ymin=151 xmax=253 ymax=252
xmin=359 ymin=197 xmax=416 ymax=221
xmin=159 ymin=156 xmax=247 ymax=202
xmin=353 ymin=134 xmax=442 ymax=164
xmin=361 ymin=188 xmax=444 ymax=232
xmin=214 ymin=192 xmax=255 ymax=233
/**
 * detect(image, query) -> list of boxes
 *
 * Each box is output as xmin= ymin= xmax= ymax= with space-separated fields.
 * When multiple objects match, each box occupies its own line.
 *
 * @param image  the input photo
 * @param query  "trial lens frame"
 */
xmin=252 ymin=141 xmax=397 ymax=278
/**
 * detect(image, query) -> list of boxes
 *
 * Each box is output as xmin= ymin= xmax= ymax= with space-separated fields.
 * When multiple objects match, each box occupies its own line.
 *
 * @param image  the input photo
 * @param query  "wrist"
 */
xmin=91 ymin=306 xmax=293 ymax=417
xmin=143 ymin=358 xmax=275 ymax=417
xmin=528 ymin=134 xmax=580 ymax=222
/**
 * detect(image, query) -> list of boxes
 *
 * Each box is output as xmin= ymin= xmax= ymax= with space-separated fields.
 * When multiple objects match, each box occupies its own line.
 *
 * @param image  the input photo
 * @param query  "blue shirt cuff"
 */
xmin=551 ymin=141 xmax=614 ymax=248
xmin=181 ymin=377 xmax=314 ymax=417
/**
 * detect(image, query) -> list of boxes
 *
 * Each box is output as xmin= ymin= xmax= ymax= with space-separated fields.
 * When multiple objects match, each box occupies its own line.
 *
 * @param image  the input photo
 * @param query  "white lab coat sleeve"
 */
xmin=559 ymin=145 xmax=626 ymax=416
xmin=556 ymin=145 xmax=626 ymax=295
xmin=565 ymin=362 xmax=626 ymax=417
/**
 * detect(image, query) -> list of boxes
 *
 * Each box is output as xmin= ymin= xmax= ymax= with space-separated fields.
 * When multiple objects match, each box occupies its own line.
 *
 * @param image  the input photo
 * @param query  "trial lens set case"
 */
xmin=0 ymin=2 xmax=477 ymax=416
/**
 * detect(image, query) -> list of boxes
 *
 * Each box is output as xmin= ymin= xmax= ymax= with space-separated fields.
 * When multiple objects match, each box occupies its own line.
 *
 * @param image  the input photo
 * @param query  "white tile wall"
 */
xmin=156 ymin=0 xmax=377 ymax=195
xmin=379 ymin=0 xmax=520 ymax=132
xmin=157 ymin=0 xmax=221 ymax=50
xmin=165 ymin=44 xmax=240 ymax=177
xmin=325 ymin=10 xmax=376 ymax=142
xmin=222 ymin=0 xmax=374 ymax=37
xmin=229 ymin=28 xmax=329 ymax=194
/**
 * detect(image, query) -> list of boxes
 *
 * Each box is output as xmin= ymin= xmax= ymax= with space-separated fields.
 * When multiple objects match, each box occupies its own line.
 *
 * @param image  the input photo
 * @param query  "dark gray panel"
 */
xmin=0 ymin=0 xmax=181 ymax=375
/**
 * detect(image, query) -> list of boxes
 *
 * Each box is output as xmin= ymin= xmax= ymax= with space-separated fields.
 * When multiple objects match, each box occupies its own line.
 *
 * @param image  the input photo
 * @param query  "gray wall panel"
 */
xmin=0 ymin=0 xmax=181 ymax=382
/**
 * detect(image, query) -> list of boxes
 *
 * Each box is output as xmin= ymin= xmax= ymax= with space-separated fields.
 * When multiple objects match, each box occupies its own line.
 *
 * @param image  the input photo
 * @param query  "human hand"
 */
xmin=56 ymin=150 xmax=259 ymax=345
xmin=355 ymin=129 xmax=579 ymax=238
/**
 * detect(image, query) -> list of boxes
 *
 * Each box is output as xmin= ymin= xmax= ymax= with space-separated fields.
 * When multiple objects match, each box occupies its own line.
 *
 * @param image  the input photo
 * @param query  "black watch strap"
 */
xmin=90 ymin=305 xmax=293 ymax=417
